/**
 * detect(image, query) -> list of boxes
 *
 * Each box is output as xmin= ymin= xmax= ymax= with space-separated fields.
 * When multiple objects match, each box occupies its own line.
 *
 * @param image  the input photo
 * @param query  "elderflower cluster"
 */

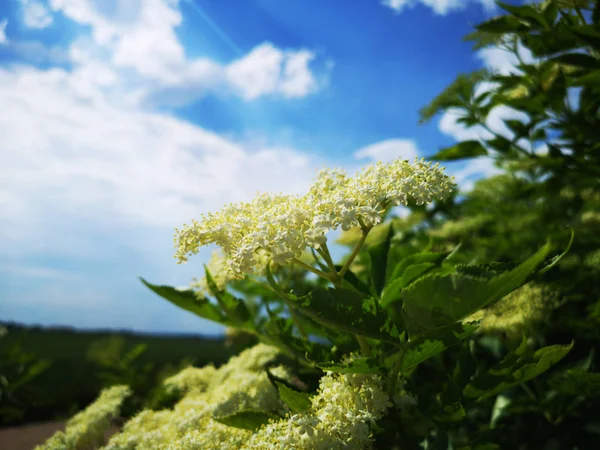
xmin=465 ymin=283 xmax=559 ymax=340
xmin=37 ymin=385 xmax=131 ymax=450
xmin=243 ymin=372 xmax=392 ymax=450
xmin=101 ymin=344 xmax=288 ymax=450
xmin=175 ymin=158 xmax=453 ymax=278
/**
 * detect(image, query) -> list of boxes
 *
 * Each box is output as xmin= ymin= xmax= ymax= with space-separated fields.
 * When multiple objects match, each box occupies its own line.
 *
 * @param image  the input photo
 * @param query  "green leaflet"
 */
xmin=293 ymin=288 xmax=399 ymax=345
xmin=400 ymin=340 xmax=446 ymax=374
xmin=549 ymin=369 xmax=600 ymax=397
xmin=266 ymin=263 xmax=398 ymax=344
xmin=431 ymin=141 xmax=488 ymax=161
xmin=204 ymin=267 xmax=254 ymax=328
xmin=274 ymin=382 xmax=312 ymax=413
xmin=464 ymin=341 xmax=573 ymax=402
xmin=367 ymin=221 xmax=394 ymax=297
xmin=401 ymin=241 xmax=551 ymax=334
xmin=475 ymin=15 xmax=530 ymax=34
xmin=316 ymin=356 xmax=384 ymax=375
xmin=387 ymin=251 xmax=450 ymax=285
xmin=400 ymin=323 xmax=478 ymax=375
xmin=140 ymin=278 xmax=230 ymax=326
xmin=381 ymin=262 xmax=437 ymax=309
xmin=496 ymin=2 xmax=551 ymax=30
xmin=212 ymin=409 xmax=277 ymax=431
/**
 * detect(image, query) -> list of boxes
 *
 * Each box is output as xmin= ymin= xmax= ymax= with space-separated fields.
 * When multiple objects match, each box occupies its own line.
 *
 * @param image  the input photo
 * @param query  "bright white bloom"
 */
xmin=175 ymin=158 xmax=453 ymax=277
xmin=36 ymin=385 xmax=131 ymax=450
xmin=101 ymin=344 xmax=287 ymax=450
xmin=243 ymin=372 xmax=392 ymax=450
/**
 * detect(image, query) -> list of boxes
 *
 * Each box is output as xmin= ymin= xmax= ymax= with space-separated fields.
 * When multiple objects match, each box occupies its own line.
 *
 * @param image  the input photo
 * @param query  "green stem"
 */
xmin=292 ymin=257 xmax=336 ymax=283
xmin=317 ymin=244 xmax=338 ymax=275
xmin=259 ymin=280 xmax=310 ymax=341
xmin=285 ymin=301 xmax=310 ymax=340
xmin=339 ymin=225 xmax=372 ymax=278
xmin=480 ymin=122 xmax=534 ymax=159
xmin=356 ymin=335 xmax=372 ymax=357
xmin=574 ymin=5 xmax=586 ymax=24
xmin=388 ymin=346 xmax=407 ymax=397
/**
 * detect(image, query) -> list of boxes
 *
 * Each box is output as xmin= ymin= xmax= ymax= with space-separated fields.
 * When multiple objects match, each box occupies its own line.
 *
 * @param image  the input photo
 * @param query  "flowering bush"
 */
xmin=38 ymin=1 xmax=600 ymax=448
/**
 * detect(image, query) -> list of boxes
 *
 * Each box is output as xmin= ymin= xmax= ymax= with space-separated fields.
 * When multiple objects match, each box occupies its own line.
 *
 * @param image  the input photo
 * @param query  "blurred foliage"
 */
xmin=0 ymin=326 xmax=51 ymax=425
xmin=0 ymin=323 xmax=246 ymax=427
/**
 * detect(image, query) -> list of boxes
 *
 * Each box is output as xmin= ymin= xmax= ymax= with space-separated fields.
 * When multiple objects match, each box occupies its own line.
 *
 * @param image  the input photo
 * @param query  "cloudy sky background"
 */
xmin=1 ymin=0 xmax=530 ymax=335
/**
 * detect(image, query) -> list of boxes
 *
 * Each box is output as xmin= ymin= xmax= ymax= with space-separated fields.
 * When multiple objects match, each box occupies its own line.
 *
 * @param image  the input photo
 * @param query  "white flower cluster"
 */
xmin=243 ymin=372 xmax=392 ymax=450
xmin=100 ymin=344 xmax=287 ymax=450
xmin=175 ymin=158 xmax=453 ymax=278
xmin=36 ymin=385 xmax=131 ymax=450
xmin=37 ymin=343 xmax=399 ymax=450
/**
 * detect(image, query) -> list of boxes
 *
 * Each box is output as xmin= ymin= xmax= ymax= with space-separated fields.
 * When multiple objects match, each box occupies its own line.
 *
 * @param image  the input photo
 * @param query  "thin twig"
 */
xmin=339 ymin=226 xmax=372 ymax=278
xmin=292 ymin=257 xmax=335 ymax=283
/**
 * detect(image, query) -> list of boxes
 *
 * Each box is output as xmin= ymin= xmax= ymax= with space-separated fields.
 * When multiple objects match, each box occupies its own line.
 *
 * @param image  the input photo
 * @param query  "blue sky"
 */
xmin=0 ymin=0 xmax=532 ymax=336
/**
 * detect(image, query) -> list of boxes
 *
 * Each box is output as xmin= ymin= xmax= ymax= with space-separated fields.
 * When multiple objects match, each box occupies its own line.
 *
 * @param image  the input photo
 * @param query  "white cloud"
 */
xmin=382 ymin=0 xmax=495 ymax=15
xmin=0 ymin=19 xmax=8 ymax=44
xmin=21 ymin=0 xmax=54 ymax=29
xmin=45 ymin=0 xmax=322 ymax=104
xmin=450 ymin=158 xmax=503 ymax=192
xmin=226 ymin=43 xmax=317 ymax=100
xmin=0 ymin=0 xmax=328 ymax=333
xmin=354 ymin=139 xmax=420 ymax=162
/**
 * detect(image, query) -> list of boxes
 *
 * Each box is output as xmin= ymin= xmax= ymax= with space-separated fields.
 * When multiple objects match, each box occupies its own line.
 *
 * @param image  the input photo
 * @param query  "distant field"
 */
xmin=0 ymin=322 xmax=245 ymax=426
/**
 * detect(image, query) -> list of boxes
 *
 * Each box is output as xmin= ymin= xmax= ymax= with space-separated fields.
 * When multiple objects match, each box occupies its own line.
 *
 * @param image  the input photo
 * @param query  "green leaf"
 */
xmin=388 ymin=251 xmax=450 ymax=283
xmin=286 ymin=287 xmax=399 ymax=345
xmin=332 ymin=265 xmax=371 ymax=295
xmin=476 ymin=15 xmax=530 ymax=34
xmin=212 ymin=410 xmax=277 ymax=431
xmin=419 ymin=71 xmax=489 ymax=123
xmin=401 ymin=242 xmax=551 ymax=333
xmin=497 ymin=2 xmax=551 ymax=29
xmin=503 ymin=119 xmax=533 ymax=140
xmin=537 ymin=227 xmax=574 ymax=275
xmin=274 ymin=382 xmax=312 ymax=413
xmin=204 ymin=267 xmax=253 ymax=327
xmin=317 ymin=357 xmax=384 ymax=374
xmin=431 ymin=141 xmax=488 ymax=161
xmin=464 ymin=342 xmax=574 ymax=402
xmin=549 ymin=369 xmax=600 ymax=397
xmin=367 ymin=222 xmax=394 ymax=296
xmin=551 ymin=52 xmax=600 ymax=69
xmin=570 ymin=25 xmax=600 ymax=52
xmin=400 ymin=340 xmax=446 ymax=373
xmin=140 ymin=278 xmax=230 ymax=325
xmin=380 ymin=262 xmax=437 ymax=309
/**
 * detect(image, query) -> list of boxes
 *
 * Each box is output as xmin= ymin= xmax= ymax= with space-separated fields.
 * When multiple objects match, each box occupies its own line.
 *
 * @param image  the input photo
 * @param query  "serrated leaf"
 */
xmin=476 ymin=15 xmax=530 ymax=34
xmin=212 ymin=409 xmax=277 ymax=431
xmin=388 ymin=251 xmax=450 ymax=283
xmin=286 ymin=287 xmax=399 ymax=345
xmin=141 ymin=278 xmax=230 ymax=325
xmin=464 ymin=342 xmax=573 ymax=402
xmin=497 ymin=2 xmax=551 ymax=29
xmin=551 ymin=52 xmax=600 ymax=68
xmin=317 ymin=356 xmax=384 ymax=374
xmin=549 ymin=369 xmax=600 ymax=397
xmin=401 ymin=242 xmax=551 ymax=333
xmin=275 ymin=382 xmax=312 ymax=413
xmin=400 ymin=340 xmax=446 ymax=373
xmin=204 ymin=268 xmax=253 ymax=327
xmin=431 ymin=141 xmax=488 ymax=161
xmin=380 ymin=262 xmax=437 ymax=309
xmin=537 ymin=227 xmax=574 ymax=275
xmin=367 ymin=222 xmax=394 ymax=297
